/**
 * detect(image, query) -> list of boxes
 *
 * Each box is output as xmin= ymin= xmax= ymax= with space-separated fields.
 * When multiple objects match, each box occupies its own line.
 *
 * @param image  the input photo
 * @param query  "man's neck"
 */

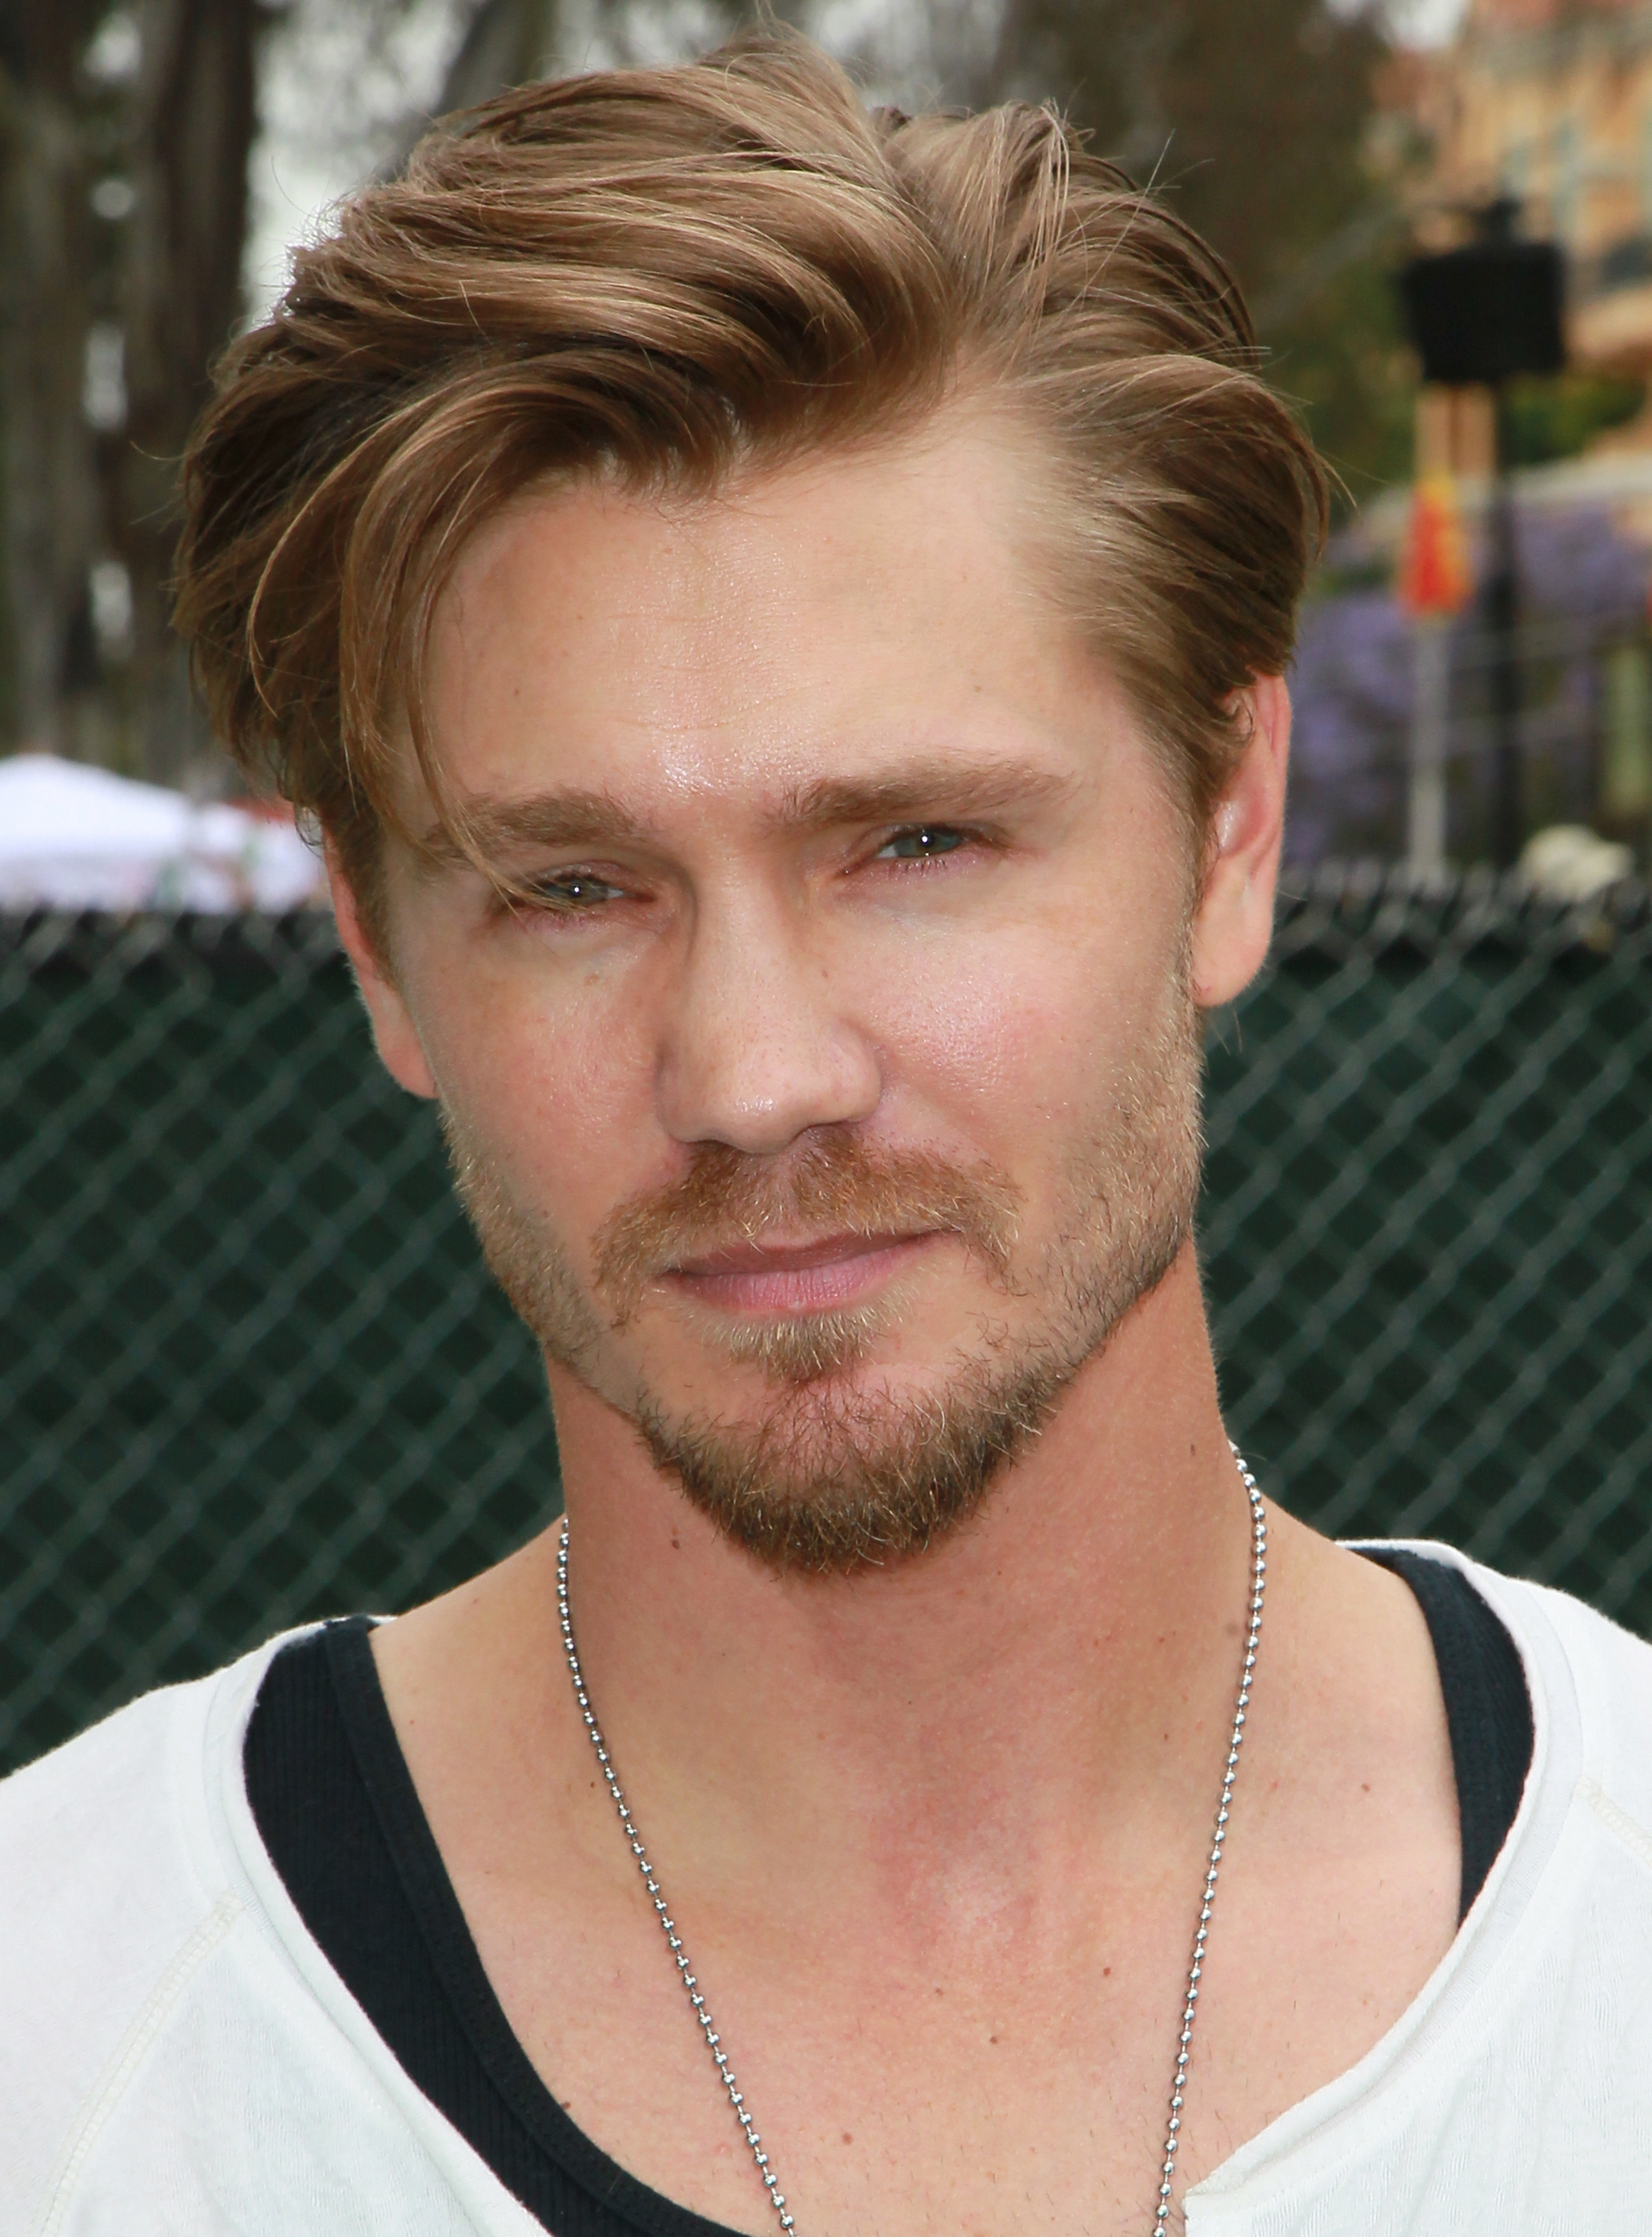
xmin=526 ymin=1246 xmax=1258 ymax=1928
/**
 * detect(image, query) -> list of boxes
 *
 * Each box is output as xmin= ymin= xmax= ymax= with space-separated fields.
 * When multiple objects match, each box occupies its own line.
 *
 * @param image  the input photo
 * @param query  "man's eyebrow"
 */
xmin=769 ymin=760 xmax=1078 ymax=833
xmin=420 ymin=791 xmax=649 ymax=866
xmin=419 ymin=760 xmax=1077 ymax=868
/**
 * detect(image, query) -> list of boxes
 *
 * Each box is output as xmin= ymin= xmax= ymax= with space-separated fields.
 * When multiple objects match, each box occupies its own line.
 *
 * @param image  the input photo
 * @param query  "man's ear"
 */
xmin=1189 ymin=673 xmax=1290 ymax=1011
xmin=326 ymin=850 xmax=439 ymax=1101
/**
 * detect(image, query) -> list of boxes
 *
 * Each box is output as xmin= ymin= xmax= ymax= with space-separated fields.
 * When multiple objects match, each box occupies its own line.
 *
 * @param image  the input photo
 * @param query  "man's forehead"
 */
xmin=410 ymin=405 xmax=1125 ymax=846
xmin=430 ymin=405 xmax=1063 ymax=665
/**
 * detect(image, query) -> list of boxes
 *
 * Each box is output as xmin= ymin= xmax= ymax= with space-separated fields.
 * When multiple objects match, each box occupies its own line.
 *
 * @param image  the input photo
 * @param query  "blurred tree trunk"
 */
xmin=433 ymin=0 xmax=556 ymax=114
xmin=119 ymin=0 xmax=258 ymax=787
xmin=0 ymin=6 xmax=104 ymax=756
xmin=0 ymin=1 xmax=257 ymax=781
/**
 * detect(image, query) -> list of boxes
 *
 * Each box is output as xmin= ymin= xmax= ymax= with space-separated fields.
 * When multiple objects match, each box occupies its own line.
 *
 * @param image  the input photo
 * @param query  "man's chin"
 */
xmin=616 ymin=1315 xmax=956 ymax=1417
xmin=625 ymin=1344 xmax=1075 ymax=1576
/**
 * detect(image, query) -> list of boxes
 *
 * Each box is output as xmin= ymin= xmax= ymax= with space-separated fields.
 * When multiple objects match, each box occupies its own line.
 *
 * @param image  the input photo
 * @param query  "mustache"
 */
xmin=593 ymin=1133 xmax=1023 ymax=1323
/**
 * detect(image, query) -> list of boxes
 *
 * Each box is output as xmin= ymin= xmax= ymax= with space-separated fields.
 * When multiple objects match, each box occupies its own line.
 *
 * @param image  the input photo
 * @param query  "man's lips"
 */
xmin=661 ymin=1230 xmax=938 ymax=1315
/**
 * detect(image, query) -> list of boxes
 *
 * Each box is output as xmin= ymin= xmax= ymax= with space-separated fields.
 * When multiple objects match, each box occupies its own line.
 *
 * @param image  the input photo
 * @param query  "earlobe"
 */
xmin=1190 ymin=676 xmax=1291 ymax=1010
xmin=325 ymin=850 xmax=440 ymax=1101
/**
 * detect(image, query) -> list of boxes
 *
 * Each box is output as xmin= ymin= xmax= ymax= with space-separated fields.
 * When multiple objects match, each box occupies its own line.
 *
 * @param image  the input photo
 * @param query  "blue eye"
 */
xmin=877 ymin=827 xmax=968 ymax=860
xmin=532 ymin=872 xmax=623 ymax=910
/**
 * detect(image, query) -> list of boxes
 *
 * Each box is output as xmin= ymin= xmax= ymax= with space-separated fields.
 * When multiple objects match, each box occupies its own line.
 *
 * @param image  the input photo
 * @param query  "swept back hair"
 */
xmin=176 ymin=30 xmax=1325 ymax=947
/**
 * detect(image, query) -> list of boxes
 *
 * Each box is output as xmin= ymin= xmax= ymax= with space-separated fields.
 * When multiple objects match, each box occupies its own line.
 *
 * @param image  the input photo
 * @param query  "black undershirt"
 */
xmin=243 ymin=1552 xmax=1532 ymax=2237
xmin=1356 ymin=1547 xmax=1533 ymax=1919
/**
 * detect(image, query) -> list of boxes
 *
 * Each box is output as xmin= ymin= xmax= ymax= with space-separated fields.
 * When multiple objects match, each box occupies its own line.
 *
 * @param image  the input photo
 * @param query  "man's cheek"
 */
xmin=886 ymin=964 xmax=1097 ymax=1139
xmin=441 ymin=989 xmax=641 ymax=1156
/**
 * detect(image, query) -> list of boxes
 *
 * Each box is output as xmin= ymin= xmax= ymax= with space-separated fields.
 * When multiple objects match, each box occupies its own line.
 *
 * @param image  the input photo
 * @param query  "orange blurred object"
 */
xmin=1400 ymin=471 xmax=1473 ymax=617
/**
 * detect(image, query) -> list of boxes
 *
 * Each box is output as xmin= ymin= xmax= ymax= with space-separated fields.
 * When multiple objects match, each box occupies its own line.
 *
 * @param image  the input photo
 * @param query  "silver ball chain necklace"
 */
xmin=555 ymin=1444 xmax=1267 ymax=2237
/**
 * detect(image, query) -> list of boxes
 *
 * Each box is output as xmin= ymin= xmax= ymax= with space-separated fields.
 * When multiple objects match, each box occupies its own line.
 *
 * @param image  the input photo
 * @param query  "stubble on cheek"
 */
xmin=1041 ymin=960 xmax=1205 ymax=1338
xmin=438 ymin=1103 xmax=613 ymax=1378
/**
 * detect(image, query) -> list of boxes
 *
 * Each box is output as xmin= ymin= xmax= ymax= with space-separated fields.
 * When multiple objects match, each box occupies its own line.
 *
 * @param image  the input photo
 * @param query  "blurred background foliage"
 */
xmin=0 ymin=0 xmax=1441 ymax=791
xmin=1501 ymin=369 xmax=1648 ymax=468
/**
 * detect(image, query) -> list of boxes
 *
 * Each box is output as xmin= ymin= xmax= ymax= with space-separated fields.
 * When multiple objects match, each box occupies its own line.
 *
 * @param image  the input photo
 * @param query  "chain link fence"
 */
xmin=6 ymin=879 xmax=1652 ymax=1773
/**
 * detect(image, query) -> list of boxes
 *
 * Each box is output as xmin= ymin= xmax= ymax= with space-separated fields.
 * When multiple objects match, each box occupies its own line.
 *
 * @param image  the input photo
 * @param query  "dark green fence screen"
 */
xmin=5 ymin=876 xmax=1652 ymax=1773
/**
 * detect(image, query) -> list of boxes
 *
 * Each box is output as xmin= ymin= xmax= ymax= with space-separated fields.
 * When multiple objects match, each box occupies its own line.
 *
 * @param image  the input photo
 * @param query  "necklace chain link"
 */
xmin=1152 ymin=1444 xmax=1267 ymax=2237
xmin=557 ymin=1529 xmax=798 ymax=2233
xmin=557 ymin=1444 xmax=1266 ymax=2237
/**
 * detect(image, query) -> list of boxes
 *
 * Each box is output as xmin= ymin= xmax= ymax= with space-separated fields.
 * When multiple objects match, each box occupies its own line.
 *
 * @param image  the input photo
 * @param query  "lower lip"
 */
xmin=663 ymin=1233 xmax=935 ymax=1316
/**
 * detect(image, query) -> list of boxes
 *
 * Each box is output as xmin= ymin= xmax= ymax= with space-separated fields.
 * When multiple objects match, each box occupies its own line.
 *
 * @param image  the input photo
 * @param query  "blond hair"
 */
xmin=177 ymin=31 xmax=1325 ymax=941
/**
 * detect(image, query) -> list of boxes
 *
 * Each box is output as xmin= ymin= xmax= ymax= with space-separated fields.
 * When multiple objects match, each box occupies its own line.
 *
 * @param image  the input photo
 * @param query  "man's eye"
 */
xmin=529 ymin=872 xmax=625 ymax=910
xmin=875 ymin=826 xmax=969 ymax=861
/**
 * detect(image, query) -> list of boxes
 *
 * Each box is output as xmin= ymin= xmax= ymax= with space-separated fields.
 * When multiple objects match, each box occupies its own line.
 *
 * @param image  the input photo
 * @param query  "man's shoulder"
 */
xmin=1497 ymin=1565 xmax=1652 ymax=1840
xmin=0 ymin=1634 xmax=541 ymax=2236
xmin=0 ymin=1645 xmax=276 ymax=2011
xmin=0 ymin=1648 xmax=267 ymax=1916
xmin=0 ymin=1646 xmax=280 ymax=2230
xmin=1357 ymin=1538 xmax=1652 ymax=1678
xmin=1457 ymin=1553 xmax=1652 ymax=1711
xmin=1352 ymin=1538 xmax=1652 ymax=1843
xmin=1416 ymin=1547 xmax=1652 ymax=1857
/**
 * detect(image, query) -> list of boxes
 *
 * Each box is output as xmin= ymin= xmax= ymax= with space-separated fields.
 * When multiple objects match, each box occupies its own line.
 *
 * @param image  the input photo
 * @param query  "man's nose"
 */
xmin=655 ymin=887 xmax=883 ymax=1156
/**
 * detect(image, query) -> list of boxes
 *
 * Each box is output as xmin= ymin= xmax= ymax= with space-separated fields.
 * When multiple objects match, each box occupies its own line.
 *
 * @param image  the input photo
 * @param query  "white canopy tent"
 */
xmin=0 ymin=755 xmax=325 ymax=913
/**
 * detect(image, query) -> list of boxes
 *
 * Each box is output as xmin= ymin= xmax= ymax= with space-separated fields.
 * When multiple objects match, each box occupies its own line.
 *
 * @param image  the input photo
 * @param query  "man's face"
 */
xmin=361 ymin=413 xmax=1217 ymax=1570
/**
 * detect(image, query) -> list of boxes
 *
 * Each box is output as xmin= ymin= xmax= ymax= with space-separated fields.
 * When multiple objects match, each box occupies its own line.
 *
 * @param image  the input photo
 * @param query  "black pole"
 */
xmin=1486 ymin=380 xmax=1522 ymax=868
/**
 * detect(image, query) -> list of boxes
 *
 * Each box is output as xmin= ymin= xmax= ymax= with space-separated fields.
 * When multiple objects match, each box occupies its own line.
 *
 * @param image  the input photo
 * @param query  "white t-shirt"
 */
xmin=3 ymin=1545 xmax=1651 ymax=2234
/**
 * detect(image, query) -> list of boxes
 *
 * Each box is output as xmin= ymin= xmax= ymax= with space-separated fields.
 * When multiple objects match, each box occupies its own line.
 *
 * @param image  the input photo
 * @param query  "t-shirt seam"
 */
xmin=29 ymin=1890 xmax=244 ymax=2237
xmin=1577 ymin=1773 xmax=1652 ymax=1879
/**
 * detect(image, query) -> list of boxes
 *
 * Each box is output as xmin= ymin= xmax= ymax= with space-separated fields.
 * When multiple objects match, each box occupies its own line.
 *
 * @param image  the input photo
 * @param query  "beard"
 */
xmin=441 ymin=951 xmax=1203 ymax=1576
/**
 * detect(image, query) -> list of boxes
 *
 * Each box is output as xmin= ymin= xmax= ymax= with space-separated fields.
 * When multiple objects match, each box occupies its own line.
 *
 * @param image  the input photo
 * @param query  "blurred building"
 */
xmin=1410 ymin=0 xmax=1652 ymax=377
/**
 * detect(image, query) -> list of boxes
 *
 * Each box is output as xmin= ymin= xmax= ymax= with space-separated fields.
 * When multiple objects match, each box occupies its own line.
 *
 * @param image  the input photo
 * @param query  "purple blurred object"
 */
xmin=1287 ymin=503 xmax=1652 ymax=863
